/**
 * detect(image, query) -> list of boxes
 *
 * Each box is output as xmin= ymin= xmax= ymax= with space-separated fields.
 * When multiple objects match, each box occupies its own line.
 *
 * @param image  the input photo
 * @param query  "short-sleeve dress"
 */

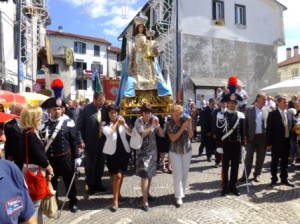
xmin=135 ymin=117 xmax=157 ymax=178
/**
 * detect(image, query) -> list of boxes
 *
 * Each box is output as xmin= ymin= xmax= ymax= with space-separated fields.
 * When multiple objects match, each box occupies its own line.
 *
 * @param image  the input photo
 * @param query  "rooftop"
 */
xmin=47 ymin=30 xmax=111 ymax=45
xmin=108 ymin=46 xmax=121 ymax=54
xmin=278 ymin=55 xmax=300 ymax=67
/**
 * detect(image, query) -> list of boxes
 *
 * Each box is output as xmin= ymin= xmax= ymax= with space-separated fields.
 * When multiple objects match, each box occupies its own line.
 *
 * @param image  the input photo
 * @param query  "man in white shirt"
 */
xmin=240 ymin=93 xmax=268 ymax=183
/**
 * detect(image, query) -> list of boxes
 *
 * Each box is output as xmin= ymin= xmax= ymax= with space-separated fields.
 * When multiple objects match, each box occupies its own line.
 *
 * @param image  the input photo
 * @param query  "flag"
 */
xmin=183 ymin=73 xmax=188 ymax=110
xmin=95 ymin=73 xmax=103 ymax=92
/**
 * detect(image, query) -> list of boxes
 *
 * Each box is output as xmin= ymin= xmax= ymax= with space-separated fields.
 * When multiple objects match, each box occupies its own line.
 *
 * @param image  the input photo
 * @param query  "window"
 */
xmin=49 ymin=64 xmax=59 ymax=74
xmin=212 ymin=0 xmax=224 ymax=20
xmin=277 ymin=72 xmax=282 ymax=81
xmin=74 ymin=62 xmax=87 ymax=70
xmin=235 ymin=4 xmax=246 ymax=25
xmin=74 ymin=42 xmax=86 ymax=54
xmin=292 ymin=68 xmax=299 ymax=78
xmin=94 ymin=45 xmax=100 ymax=56
xmin=74 ymin=62 xmax=87 ymax=78
xmin=76 ymin=79 xmax=87 ymax=90
xmin=91 ymin=63 xmax=103 ymax=74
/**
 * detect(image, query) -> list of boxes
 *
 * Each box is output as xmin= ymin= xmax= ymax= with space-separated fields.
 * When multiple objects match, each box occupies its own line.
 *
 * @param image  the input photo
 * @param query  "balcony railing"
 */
xmin=76 ymin=69 xmax=101 ymax=79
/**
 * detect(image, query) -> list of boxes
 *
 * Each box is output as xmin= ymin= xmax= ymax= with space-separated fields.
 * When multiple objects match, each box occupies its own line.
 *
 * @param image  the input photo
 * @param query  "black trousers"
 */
xmin=271 ymin=137 xmax=290 ymax=183
xmin=221 ymin=141 xmax=241 ymax=189
xmin=200 ymin=134 xmax=215 ymax=159
xmin=206 ymin=136 xmax=216 ymax=159
xmin=49 ymin=153 xmax=77 ymax=204
xmin=85 ymin=147 xmax=105 ymax=191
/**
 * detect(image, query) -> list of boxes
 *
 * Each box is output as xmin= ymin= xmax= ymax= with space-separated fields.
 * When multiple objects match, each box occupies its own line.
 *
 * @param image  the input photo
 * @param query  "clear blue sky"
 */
xmin=47 ymin=0 xmax=299 ymax=62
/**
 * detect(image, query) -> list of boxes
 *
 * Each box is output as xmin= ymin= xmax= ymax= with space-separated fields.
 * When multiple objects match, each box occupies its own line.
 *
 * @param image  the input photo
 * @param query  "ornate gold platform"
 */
xmin=119 ymin=90 xmax=173 ymax=116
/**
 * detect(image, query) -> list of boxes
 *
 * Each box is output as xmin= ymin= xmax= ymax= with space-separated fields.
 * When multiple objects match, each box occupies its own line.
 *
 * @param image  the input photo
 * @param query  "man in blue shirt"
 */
xmin=0 ymin=160 xmax=36 ymax=224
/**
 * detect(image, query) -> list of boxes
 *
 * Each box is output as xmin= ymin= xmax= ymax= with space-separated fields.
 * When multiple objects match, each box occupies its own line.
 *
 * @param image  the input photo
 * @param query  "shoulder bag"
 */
xmin=24 ymin=130 xmax=51 ymax=201
xmin=41 ymin=181 xmax=58 ymax=218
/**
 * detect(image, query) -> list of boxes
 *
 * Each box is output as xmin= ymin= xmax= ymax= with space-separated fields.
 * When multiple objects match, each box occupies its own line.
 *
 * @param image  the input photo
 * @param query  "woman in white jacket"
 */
xmin=102 ymin=105 xmax=132 ymax=212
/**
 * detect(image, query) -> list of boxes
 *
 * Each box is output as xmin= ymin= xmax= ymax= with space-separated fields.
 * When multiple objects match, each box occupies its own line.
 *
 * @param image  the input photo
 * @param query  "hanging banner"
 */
xmin=102 ymin=77 xmax=120 ymax=101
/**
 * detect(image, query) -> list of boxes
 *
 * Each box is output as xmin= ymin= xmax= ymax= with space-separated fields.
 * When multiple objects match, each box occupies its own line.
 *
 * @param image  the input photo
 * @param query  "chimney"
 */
xmin=294 ymin=46 xmax=299 ymax=57
xmin=58 ymin=25 xmax=63 ymax=33
xmin=286 ymin=47 xmax=291 ymax=59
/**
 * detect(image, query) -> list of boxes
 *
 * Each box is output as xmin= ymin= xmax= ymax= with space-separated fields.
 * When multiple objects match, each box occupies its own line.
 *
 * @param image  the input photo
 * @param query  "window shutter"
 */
xmin=212 ymin=2 xmax=216 ymax=20
xmin=243 ymin=6 xmax=246 ymax=25
xmin=74 ymin=42 xmax=78 ymax=53
xmin=234 ymin=6 xmax=237 ymax=24
xmin=221 ymin=2 xmax=224 ymax=19
xmin=83 ymin=43 xmax=86 ymax=54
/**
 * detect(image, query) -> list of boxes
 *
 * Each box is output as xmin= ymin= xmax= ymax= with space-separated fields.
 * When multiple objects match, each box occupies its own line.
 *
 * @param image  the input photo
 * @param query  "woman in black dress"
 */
xmin=156 ymin=115 xmax=172 ymax=173
xmin=102 ymin=105 xmax=132 ymax=212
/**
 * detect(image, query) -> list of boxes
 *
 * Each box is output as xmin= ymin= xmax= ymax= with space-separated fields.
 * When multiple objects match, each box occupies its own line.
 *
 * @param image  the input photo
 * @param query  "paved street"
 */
xmin=44 ymin=142 xmax=300 ymax=224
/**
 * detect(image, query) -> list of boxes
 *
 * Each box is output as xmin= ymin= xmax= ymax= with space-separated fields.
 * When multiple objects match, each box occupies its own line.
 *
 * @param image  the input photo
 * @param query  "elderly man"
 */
xmin=267 ymin=95 xmax=294 ymax=187
xmin=288 ymin=95 xmax=298 ymax=109
xmin=239 ymin=93 xmax=268 ymax=183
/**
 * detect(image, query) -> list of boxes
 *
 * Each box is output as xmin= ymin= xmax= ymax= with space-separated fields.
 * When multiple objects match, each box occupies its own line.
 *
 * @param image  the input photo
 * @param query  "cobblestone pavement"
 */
xmin=44 ymin=142 xmax=300 ymax=224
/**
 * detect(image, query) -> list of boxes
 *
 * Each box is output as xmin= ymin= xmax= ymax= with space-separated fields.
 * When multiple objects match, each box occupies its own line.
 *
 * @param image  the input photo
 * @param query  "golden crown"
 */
xmin=134 ymin=13 xmax=148 ymax=26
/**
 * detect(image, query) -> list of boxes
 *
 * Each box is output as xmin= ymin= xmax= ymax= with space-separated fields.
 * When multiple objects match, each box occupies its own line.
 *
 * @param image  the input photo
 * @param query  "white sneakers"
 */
xmin=175 ymin=198 xmax=183 ymax=206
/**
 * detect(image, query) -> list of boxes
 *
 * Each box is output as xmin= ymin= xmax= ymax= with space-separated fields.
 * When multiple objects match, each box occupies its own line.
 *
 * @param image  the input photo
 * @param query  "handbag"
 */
xmin=24 ymin=130 xmax=51 ymax=201
xmin=130 ymin=127 xmax=143 ymax=150
xmin=41 ymin=181 xmax=58 ymax=218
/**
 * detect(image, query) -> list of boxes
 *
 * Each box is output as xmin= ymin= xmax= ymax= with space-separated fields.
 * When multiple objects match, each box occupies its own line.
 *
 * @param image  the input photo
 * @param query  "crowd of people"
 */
xmin=0 ymin=89 xmax=194 ymax=222
xmin=189 ymin=87 xmax=300 ymax=196
xmin=1 ymin=82 xmax=300 ymax=223
xmin=0 ymin=11 xmax=299 ymax=224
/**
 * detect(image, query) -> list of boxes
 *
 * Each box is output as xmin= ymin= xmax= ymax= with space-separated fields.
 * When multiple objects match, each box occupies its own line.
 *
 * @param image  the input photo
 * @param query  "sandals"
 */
xmin=161 ymin=168 xmax=168 ymax=173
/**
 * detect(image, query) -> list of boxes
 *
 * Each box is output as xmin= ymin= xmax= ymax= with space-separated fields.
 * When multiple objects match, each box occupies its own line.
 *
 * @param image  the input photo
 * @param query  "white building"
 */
xmin=119 ymin=0 xmax=286 ymax=105
xmin=0 ymin=0 xmax=50 ymax=92
xmin=278 ymin=46 xmax=300 ymax=82
xmin=0 ymin=0 xmax=18 ymax=91
xmin=47 ymin=28 xmax=121 ymax=101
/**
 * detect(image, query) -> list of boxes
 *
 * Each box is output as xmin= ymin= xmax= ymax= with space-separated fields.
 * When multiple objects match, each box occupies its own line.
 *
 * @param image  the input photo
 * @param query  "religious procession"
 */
xmin=1 ymin=5 xmax=300 ymax=224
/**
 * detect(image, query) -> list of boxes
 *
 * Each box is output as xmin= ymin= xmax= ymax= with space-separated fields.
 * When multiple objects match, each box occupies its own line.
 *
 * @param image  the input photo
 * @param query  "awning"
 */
xmin=260 ymin=78 xmax=300 ymax=94
xmin=189 ymin=77 xmax=245 ymax=87
xmin=4 ymin=74 xmax=18 ymax=86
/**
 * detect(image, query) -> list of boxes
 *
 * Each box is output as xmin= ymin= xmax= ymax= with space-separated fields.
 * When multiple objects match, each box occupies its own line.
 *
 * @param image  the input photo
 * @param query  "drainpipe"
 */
xmin=106 ymin=45 xmax=110 ymax=77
